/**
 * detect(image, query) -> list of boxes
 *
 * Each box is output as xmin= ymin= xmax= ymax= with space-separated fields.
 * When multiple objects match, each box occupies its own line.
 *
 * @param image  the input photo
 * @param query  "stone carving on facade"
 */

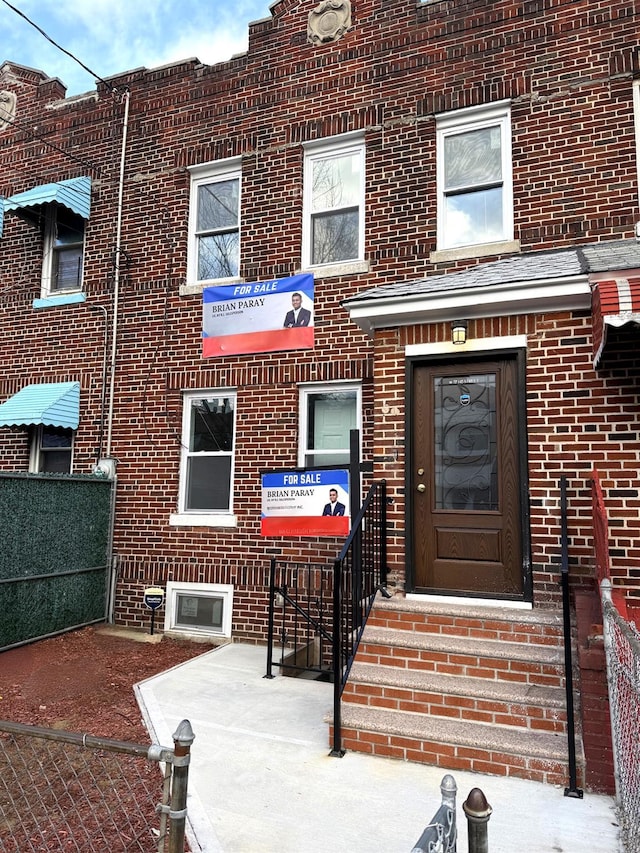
xmin=0 ymin=91 xmax=16 ymax=131
xmin=307 ymin=0 xmax=352 ymax=45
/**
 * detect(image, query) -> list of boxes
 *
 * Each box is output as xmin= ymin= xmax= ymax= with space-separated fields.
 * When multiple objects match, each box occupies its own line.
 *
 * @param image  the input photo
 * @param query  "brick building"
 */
xmin=1 ymin=0 xmax=639 ymax=788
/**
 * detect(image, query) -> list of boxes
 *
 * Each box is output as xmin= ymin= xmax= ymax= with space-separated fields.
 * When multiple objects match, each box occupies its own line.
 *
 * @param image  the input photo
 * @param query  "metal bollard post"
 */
xmin=463 ymin=787 xmax=492 ymax=853
xmin=168 ymin=719 xmax=195 ymax=853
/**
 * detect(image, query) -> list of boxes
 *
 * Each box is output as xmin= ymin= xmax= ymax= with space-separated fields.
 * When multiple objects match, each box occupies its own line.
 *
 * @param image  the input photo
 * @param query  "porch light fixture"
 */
xmin=451 ymin=320 xmax=468 ymax=345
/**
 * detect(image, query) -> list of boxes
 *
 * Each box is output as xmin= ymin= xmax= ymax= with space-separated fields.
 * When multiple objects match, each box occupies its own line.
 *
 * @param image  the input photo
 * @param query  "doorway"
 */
xmin=409 ymin=352 xmax=529 ymax=599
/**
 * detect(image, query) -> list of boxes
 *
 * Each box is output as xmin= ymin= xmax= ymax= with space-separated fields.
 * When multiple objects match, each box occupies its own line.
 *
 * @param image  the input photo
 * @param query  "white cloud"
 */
xmin=1 ymin=0 xmax=271 ymax=94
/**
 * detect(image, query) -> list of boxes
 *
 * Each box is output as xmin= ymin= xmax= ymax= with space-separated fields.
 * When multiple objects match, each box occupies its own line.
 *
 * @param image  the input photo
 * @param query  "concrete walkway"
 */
xmin=136 ymin=643 xmax=620 ymax=853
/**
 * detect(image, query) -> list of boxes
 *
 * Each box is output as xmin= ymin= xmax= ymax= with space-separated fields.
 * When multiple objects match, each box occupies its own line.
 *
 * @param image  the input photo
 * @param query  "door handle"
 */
xmin=417 ymin=483 xmax=426 ymax=493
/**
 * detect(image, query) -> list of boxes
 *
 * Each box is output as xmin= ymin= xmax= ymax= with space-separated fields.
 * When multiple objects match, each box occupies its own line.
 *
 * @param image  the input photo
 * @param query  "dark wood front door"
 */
xmin=410 ymin=355 xmax=525 ymax=597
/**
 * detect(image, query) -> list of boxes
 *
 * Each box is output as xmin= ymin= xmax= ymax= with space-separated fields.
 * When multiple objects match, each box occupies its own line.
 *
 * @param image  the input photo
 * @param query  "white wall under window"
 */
xmin=436 ymin=101 xmax=514 ymax=254
xmin=298 ymin=382 xmax=361 ymax=468
xmin=164 ymin=582 xmax=233 ymax=640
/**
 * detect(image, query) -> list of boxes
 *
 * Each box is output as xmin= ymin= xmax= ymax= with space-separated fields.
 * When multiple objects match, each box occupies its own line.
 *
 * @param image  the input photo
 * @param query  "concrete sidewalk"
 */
xmin=136 ymin=643 xmax=620 ymax=853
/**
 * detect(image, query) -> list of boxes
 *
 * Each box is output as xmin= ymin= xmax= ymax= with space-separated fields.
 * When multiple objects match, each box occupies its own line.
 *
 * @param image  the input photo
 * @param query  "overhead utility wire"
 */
xmin=1 ymin=0 xmax=116 ymax=92
xmin=0 ymin=112 xmax=103 ymax=175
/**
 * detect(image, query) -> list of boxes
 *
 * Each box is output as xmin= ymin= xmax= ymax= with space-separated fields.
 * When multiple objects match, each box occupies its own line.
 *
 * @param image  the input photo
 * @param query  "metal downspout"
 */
xmin=106 ymin=88 xmax=130 ymax=458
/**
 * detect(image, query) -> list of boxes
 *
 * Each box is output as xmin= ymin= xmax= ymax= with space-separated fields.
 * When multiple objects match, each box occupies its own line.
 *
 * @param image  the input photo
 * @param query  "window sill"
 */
xmin=33 ymin=292 xmax=86 ymax=310
xmin=180 ymin=278 xmax=243 ymax=297
xmin=429 ymin=240 xmax=520 ymax=264
xmin=429 ymin=240 xmax=520 ymax=263
xmin=299 ymin=259 xmax=369 ymax=279
xmin=169 ymin=512 xmax=238 ymax=528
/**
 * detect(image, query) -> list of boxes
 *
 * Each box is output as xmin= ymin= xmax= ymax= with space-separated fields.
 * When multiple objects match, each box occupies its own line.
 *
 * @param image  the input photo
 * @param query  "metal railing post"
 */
xmin=330 ymin=556 xmax=345 ymax=757
xmin=265 ymin=557 xmax=276 ymax=679
xmin=560 ymin=475 xmax=583 ymax=798
xmin=463 ymin=787 xmax=492 ymax=853
xmin=379 ymin=479 xmax=387 ymax=587
xmin=168 ymin=719 xmax=195 ymax=853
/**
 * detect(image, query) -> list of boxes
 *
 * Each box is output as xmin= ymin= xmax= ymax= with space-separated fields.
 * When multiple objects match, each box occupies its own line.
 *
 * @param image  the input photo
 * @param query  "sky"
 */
xmin=1 ymin=0 xmax=273 ymax=96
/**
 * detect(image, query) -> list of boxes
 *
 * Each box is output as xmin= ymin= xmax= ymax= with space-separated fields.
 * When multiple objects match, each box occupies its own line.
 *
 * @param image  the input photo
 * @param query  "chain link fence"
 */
xmin=0 ymin=718 xmax=194 ymax=853
xmin=601 ymin=579 xmax=640 ymax=853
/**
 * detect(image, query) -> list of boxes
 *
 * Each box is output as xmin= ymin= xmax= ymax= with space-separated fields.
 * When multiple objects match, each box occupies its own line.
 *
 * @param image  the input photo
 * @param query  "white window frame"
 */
xmin=29 ymin=424 xmax=74 ymax=473
xmin=302 ymin=134 xmax=365 ymax=272
xmin=436 ymin=101 xmax=513 ymax=252
xmin=41 ymin=204 xmax=86 ymax=297
xmin=187 ymin=158 xmax=242 ymax=288
xmin=170 ymin=390 xmax=238 ymax=528
xmin=298 ymin=381 xmax=362 ymax=468
xmin=164 ymin=581 xmax=233 ymax=640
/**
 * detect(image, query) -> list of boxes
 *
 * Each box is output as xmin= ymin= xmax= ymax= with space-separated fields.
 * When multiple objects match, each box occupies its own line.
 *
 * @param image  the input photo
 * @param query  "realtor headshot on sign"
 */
xmin=283 ymin=292 xmax=312 ymax=327
xmin=322 ymin=488 xmax=345 ymax=516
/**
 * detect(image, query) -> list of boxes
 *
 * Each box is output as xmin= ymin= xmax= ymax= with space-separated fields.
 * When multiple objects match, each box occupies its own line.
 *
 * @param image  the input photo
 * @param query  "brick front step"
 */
xmin=344 ymin=661 xmax=567 ymax=733
xmin=329 ymin=705 xmax=582 ymax=787
xmin=333 ymin=595 xmax=584 ymax=783
xmin=358 ymin=626 xmax=565 ymax=687
xmin=368 ymin=598 xmax=565 ymax=644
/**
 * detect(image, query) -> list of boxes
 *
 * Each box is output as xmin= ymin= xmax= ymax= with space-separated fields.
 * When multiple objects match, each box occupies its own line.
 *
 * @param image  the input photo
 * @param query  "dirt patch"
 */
xmin=0 ymin=625 xmax=213 ymax=741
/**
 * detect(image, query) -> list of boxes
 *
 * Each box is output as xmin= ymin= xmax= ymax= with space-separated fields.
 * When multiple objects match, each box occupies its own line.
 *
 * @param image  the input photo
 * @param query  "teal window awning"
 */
xmin=3 ymin=176 xmax=91 ymax=225
xmin=0 ymin=382 xmax=80 ymax=429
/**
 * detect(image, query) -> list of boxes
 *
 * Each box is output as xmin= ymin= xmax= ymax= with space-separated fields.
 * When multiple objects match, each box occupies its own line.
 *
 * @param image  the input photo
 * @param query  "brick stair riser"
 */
xmin=356 ymin=643 xmax=566 ymax=689
xmin=367 ymin=613 xmax=565 ymax=646
xmin=341 ymin=682 xmax=567 ymax=734
xmin=329 ymin=724 xmax=583 ymax=788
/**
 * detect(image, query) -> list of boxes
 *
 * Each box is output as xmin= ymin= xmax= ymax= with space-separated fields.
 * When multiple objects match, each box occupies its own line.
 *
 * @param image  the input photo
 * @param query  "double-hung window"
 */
xmin=42 ymin=204 xmax=85 ymax=295
xmin=30 ymin=425 xmax=73 ymax=473
xmin=174 ymin=391 xmax=237 ymax=525
xmin=3 ymin=176 xmax=91 ymax=301
xmin=299 ymin=383 xmax=361 ymax=467
xmin=188 ymin=161 xmax=241 ymax=284
xmin=436 ymin=102 xmax=513 ymax=251
xmin=303 ymin=136 xmax=365 ymax=268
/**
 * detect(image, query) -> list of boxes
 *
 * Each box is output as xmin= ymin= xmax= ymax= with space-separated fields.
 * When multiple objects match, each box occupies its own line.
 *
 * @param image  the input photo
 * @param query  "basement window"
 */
xmin=164 ymin=582 xmax=233 ymax=639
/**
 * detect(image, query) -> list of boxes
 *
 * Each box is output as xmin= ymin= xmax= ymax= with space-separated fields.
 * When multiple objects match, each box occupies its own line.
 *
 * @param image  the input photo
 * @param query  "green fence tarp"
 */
xmin=0 ymin=473 xmax=112 ymax=650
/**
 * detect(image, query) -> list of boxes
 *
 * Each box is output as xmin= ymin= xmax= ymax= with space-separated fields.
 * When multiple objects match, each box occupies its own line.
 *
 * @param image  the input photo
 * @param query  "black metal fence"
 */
xmin=0 ymin=718 xmax=194 ymax=853
xmin=266 ymin=559 xmax=336 ymax=679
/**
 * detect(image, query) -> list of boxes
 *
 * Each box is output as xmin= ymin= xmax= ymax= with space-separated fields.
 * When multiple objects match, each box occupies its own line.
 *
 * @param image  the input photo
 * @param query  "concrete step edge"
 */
xmin=373 ymin=596 xmax=564 ymax=627
xmin=361 ymin=626 xmax=565 ymax=664
xmin=347 ymin=661 xmax=566 ymax=707
xmin=334 ymin=705 xmax=579 ymax=763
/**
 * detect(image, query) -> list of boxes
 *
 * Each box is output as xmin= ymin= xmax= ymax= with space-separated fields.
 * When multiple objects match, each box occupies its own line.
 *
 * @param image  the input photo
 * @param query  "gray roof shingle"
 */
xmin=345 ymin=240 xmax=640 ymax=304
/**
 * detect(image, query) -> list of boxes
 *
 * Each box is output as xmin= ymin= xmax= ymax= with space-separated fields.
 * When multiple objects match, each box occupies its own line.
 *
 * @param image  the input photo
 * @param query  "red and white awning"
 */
xmin=592 ymin=277 xmax=640 ymax=367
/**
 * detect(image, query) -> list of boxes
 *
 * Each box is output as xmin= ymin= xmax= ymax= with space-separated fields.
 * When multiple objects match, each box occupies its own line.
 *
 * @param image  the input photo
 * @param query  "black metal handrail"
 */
xmin=560 ymin=475 xmax=583 ymax=798
xmin=265 ymin=480 xmax=389 ymax=758
xmin=331 ymin=479 xmax=388 ymax=756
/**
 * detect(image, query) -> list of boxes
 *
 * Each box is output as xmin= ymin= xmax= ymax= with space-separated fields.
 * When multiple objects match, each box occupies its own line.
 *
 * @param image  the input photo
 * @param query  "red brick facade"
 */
xmin=0 ymin=0 xmax=639 ymax=643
